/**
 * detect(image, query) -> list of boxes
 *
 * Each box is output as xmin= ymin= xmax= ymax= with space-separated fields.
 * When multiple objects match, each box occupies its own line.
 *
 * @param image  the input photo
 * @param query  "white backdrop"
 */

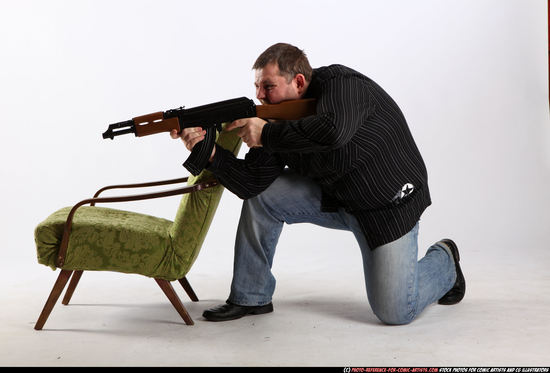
xmin=1 ymin=0 xmax=548 ymax=276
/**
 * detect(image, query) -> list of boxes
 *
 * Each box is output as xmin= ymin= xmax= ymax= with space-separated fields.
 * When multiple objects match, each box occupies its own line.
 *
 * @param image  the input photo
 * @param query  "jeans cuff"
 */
xmin=227 ymin=296 xmax=272 ymax=307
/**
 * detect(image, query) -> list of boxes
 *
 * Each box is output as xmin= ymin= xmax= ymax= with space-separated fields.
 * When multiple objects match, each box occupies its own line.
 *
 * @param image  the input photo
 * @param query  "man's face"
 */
xmin=254 ymin=62 xmax=302 ymax=105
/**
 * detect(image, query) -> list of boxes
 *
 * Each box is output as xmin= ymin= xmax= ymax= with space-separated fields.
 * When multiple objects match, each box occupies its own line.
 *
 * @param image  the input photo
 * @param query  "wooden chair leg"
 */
xmin=155 ymin=279 xmax=194 ymax=325
xmin=178 ymin=276 xmax=199 ymax=302
xmin=62 ymin=270 xmax=84 ymax=305
xmin=35 ymin=269 xmax=73 ymax=330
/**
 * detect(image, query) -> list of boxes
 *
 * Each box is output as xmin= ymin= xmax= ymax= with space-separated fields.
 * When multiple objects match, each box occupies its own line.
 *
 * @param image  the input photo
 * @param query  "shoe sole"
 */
xmin=248 ymin=304 xmax=274 ymax=315
xmin=438 ymin=239 xmax=466 ymax=305
xmin=441 ymin=239 xmax=459 ymax=262
xmin=203 ymin=303 xmax=273 ymax=322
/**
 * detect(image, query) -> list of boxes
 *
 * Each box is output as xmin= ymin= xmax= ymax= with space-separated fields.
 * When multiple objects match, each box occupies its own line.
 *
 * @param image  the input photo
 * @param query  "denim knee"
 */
xmin=370 ymin=299 xmax=417 ymax=325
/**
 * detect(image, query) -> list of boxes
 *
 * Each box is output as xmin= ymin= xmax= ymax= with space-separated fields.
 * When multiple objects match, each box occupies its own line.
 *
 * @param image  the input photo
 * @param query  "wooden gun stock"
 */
xmin=255 ymin=98 xmax=316 ymax=120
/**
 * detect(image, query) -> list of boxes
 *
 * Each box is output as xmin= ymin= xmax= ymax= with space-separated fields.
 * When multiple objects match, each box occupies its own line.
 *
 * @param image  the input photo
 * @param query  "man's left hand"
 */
xmin=225 ymin=117 xmax=267 ymax=148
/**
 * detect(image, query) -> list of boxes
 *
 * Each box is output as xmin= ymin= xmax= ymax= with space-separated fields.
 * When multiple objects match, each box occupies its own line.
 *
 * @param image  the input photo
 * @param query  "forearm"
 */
xmin=207 ymin=145 xmax=284 ymax=199
xmin=261 ymin=113 xmax=342 ymax=153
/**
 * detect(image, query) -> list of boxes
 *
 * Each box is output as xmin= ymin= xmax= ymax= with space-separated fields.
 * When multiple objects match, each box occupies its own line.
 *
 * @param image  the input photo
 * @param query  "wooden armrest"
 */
xmin=56 ymin=179 xmax=219 ymax=267
xmin=92 ymin=177 xmax=190 ymax=199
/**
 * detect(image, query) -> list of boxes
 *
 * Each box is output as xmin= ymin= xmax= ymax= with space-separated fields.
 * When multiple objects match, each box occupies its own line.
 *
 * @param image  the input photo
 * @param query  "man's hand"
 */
xmin=225 ymin=117 xmax=267 ymax=148
xmin=170 ymin=127 xmax=216 ymax=162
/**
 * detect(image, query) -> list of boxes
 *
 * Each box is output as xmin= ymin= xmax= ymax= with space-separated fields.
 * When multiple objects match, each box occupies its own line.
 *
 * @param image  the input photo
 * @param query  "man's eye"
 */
xmin=265 ymin=85 xmax=275 ymax=90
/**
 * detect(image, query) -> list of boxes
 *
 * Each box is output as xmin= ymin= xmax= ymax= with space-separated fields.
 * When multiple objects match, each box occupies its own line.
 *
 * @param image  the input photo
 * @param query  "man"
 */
xmin=171 ymin=43 xmax=465 ymax=325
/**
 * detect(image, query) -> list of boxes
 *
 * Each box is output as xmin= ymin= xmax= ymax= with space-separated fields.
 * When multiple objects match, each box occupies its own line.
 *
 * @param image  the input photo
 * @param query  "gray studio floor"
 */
xmin=1 ymin=225 xmax=549 ymax=367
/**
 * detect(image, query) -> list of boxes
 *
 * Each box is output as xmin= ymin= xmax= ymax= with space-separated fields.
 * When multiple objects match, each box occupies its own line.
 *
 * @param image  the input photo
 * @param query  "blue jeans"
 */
xmin=228 ymin=170 xmax=457 ymax=325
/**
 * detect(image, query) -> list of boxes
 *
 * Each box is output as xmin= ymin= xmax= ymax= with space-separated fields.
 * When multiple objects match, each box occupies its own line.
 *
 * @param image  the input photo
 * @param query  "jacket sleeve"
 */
xmin=206 ymin=144 xmax=285 ymax=200
xmin=261 ymin=76 xmax=373 ymax=153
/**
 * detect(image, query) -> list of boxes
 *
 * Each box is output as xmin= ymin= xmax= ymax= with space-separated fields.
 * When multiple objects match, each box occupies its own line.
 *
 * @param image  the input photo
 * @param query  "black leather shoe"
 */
xmin=438 ymin=239 xmax=466 ymax=305
xmin=202 ymin=302 xmax=273 ymax=321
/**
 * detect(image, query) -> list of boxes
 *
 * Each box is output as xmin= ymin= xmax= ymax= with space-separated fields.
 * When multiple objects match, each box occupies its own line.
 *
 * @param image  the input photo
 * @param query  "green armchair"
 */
xmin=33 ymin=127 xmax=241 ymax=330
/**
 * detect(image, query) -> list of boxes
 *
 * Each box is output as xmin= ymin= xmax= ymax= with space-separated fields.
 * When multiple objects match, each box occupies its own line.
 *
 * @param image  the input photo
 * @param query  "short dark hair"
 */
xmin=253 ymin=43 xmax=313 ymax=82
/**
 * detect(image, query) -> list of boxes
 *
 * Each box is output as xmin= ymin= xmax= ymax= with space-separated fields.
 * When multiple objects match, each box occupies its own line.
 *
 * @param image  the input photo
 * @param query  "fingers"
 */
xmin=232 ymin=117 xmax=266 ymax=148
xmin=184 ymin=128 xmax=207 ymax=151
xmin=170 ymin=127 xmax=206 ymax=151
xmin=225 ymin=118 xmax=246 ymax=132
xmin=237 ymin=127 xmax=247 ymax=139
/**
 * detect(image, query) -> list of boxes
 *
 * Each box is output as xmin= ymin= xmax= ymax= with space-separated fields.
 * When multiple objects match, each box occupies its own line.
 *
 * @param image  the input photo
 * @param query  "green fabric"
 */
xmin=35 ymin=126 xmax=241 ymax=281
xmin=35 ymin=206 xmax=174 ymax=277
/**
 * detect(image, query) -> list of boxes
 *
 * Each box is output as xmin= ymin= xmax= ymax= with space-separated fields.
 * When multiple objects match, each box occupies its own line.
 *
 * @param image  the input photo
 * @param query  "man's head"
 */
xmin=253 ymin=43 xmax=312 ymax=104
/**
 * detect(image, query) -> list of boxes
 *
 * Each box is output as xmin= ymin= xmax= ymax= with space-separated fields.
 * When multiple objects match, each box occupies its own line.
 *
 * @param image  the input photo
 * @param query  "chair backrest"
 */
xmin=165 ymin=126 xmax=242 ymax=278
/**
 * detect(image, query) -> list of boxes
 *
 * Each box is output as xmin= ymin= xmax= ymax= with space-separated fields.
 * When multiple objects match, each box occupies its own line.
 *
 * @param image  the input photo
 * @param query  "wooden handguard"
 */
xmin=133 ymin=112 xmax=181 ymax=137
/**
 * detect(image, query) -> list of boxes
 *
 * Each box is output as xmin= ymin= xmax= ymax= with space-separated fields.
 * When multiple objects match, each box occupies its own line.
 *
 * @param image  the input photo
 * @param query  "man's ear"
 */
xmin=294 ymin=74 xmax=307 ymax=94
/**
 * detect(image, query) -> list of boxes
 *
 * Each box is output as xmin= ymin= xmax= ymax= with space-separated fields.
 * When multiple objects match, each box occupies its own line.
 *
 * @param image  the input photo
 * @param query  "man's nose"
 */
xmin=256 ymin=87 xmax=265 ymax=100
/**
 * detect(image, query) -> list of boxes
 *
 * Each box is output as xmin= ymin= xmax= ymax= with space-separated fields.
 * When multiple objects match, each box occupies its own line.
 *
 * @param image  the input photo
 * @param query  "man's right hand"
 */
xmin=170 ymin=127 xmax=216 ymax=162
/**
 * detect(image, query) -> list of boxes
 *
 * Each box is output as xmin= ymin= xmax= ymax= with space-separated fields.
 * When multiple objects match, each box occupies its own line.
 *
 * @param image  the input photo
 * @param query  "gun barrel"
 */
xmin=102 ymin=119 xmax=135 ymax=139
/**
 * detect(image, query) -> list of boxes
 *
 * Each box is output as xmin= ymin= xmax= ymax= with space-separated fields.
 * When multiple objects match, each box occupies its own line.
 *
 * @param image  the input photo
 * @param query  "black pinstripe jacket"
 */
xmin=207 ymin=64 xmax=431 ymax=248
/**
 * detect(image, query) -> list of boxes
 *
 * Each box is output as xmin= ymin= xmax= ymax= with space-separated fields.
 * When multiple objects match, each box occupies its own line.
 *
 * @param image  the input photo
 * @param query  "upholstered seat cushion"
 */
xmin=35 ymin=126 xmax=241 ymax=281
xmin=35 ymin=206 xmax=176 ymax=278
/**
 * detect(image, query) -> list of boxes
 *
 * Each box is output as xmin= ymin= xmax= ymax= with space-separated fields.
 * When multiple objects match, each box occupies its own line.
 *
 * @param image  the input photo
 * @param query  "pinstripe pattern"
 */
xmin=207 ymin=64 xmax=431 ymax=248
